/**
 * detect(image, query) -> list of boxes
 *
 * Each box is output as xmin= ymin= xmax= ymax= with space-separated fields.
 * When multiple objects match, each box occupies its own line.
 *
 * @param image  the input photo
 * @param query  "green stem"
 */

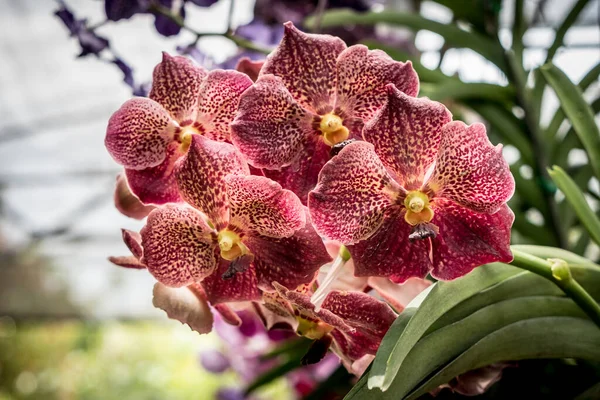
xmin=149 ymin=3 xmax=272 ymax=55
xmin=511 ymin=249 xmax=600 ymax=328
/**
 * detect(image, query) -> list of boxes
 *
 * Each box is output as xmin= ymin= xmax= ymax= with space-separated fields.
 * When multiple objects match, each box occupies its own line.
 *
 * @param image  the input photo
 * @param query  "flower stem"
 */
xmin=148 ymin=2 xmax=272 ymax=55
xmin=311 ymin=245 xmax=351 ymax=311
xmin=511 ymin=248 xmax=600 ymax=328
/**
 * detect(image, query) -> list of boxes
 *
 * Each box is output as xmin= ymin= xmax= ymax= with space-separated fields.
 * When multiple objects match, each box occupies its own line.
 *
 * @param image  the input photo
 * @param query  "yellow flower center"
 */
xmin=178 ymin=126 xmax=201 ymax=152
xmin=217 ymin=229 xmax=248 ymax=261
xmin=296 ymin=317 xmax=334 ymax=340
xmin=319 ymin=113 xmax=349 ymax=146
xmin=404 ymin=191 xmax=434 ymax=226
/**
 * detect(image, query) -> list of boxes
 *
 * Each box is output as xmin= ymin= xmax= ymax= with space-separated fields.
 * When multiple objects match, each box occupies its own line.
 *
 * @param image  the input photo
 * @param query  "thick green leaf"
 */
xmin=369 ymin=297 xmax=585 ymax=400
xmin=549 ymin=166 xmax=600 ymax=246
xmin=420 ymin=81 xmax=514 ymax=103
xmin=541 ymin=64 xmax=600 ymax=179
xmin=405 ymin=316 xmax=600 ymax=399
xmin=305 ymin=9 xmax=507 ymax=72
xmin=545 ymin=0 xmax=591 ymax=62
xmin=369 ymin=263 xmax=521 ymax=390
xmin=554 ymin=97 xmax=600 ymax=168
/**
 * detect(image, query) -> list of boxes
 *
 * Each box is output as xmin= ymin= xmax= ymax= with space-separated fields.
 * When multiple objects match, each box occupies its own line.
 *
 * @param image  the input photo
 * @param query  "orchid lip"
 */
xmin=404 ymin=190 xmax=434 ymax=226
xmin=319 ymin=113 xmax=350 ymax=146
xmin=217 ymin=229 xmax=249 ymax=261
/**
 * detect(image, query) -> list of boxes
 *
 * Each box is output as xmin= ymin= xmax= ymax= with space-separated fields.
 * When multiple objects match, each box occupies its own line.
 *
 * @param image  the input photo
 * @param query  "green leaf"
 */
xmin=549 ymin=166 xmax=600 ymax=246
xmin=406 ymin=317 xmax=600 ymax=399
xmin=545 ymin=0 xmax=591 ymax=63
xmin=541 ymin=64 xmax=600 ymax=179
xmin=369 ymin=263 xmax=521 ymax=390
xmin=420 ymin=81 xmax=514 ymax=103
xmin=305 ymin=9 xmax=507 ymax=72
xmin=376 ymin=297 xmax=585 ymax=400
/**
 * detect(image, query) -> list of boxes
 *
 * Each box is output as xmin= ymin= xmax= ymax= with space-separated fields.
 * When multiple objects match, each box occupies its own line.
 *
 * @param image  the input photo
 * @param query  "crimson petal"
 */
xmin=201 ymin=259 xmax=261 ymax=304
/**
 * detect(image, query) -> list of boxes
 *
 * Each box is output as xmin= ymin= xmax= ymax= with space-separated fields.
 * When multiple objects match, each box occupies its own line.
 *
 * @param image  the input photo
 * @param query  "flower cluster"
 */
xmin=105 ymin=23 xmax=514 ymax=371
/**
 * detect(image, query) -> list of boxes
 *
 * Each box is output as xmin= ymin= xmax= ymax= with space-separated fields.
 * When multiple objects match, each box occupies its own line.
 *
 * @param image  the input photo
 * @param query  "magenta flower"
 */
xmin=105 ymin=52 xmax=252 ymax=205
xmin=309 ymin=86 xmax=515 ymax=283
xmin=140 ymin=135 xmax=331 ymax=304
xmin=231 ymin=22 xmax=418 ymax=203
xmin=263 ymin=282 xmax=397 ymax=368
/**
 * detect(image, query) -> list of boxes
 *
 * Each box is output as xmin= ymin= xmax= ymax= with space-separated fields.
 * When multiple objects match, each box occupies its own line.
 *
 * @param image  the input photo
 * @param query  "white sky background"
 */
xmin=0 ymin=0 xmax=598 ymax=318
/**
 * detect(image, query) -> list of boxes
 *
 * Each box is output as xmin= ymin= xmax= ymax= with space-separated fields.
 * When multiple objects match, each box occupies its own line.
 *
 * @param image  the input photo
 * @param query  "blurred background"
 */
xmin=0 ymin=0 xmax=599 ymax=399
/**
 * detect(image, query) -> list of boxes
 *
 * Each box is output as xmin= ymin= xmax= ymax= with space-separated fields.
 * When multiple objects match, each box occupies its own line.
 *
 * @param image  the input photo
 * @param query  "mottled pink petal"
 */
xmin=125 ymin=142 xmax=183 ymax=205
xmin=149 ymin=52 xmax=207 ymax=122
xmin=431 ymin=199 xmax=514 ymax=280
xmin=367 ymin=277 xmax=431 ymax=312
xmin=175 ymin=135 xmax=249 ymax=230
xmin=152 ymin=282 xmax=214 ymax=334
xmin=141 ymin=205 xmax=218 ymax=287
xmin=201 ymin=259 xmax=261 ymax=304
xmin=261 ymin=22 xmax=346 ymax=114
xmin=121 ymin=228 xmax=143 ymax=259
xmin=347 ymin=211 xmax=432 ymax=283
xmin=214 ymin=303 xmax=242 ymax=326
xmin=335 ymin=45 xmax=419 ymax=123
xmin=263 ymin=138 xmax=330 ymax=205
xmin=105 ymin=98 xmax=177 ymax=169
xmin=225 ymin=175 xmax=305 ymax=238
xmin=108 ymin=255 xmax=146 ymax=269
xmin=196 ymin=70 xmax=253 ymax=142
xmin=231 ymin=74 xmax=318 ymax=169
xmin=363 ymin=85 xmax=452 ymax=189
xmin=245 ymin=215 xmax=331 ymax=291
xmin=308 ymin=141 xmax=401 ymax=244
xmin=235 ymin=57 xmax=264 ymax=82
xmin=114 ymin=173 xmax=155 ymax=219
xmin=428 ymin=122 xmax=515 ymax=213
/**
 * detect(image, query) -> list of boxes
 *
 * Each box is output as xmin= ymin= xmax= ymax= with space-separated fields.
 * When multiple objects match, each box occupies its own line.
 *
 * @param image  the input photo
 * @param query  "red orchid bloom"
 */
xmin=139 ymin=135 xmax=331 ymax=304
xmin=262 ymin=281 xmax=397 ymax=370
xmin=231 ymin=22 xmax=419 ymax=203
xmin=105 ymin=53 xmax=252 ymax=205
xmin=309 ymin=85 xmax=515 ymax=283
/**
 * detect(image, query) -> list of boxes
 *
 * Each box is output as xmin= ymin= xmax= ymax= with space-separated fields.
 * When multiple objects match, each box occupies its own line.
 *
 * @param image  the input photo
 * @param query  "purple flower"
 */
xmin=200 ymin=350 xmax=231 ymax=374
xmin=54 ymin=1 xmax=109 ymax=57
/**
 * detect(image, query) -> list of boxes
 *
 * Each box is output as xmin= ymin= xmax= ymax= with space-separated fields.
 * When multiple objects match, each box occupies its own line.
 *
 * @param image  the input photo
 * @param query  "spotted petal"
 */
xmin=225 ymin=175 xmax=305 ymax=238
xmin=114 ymin=173 xmax=155 ymax=219
xmin=231 ymin=74 xmax=318 ymax=169
xmin=108 ymin=255 xmax=146 ymax=269
xmin=261 ymin=22 xmax=346 ymax=114
xmin=235 ymin=57 xmax=264 ymax=82
xmin=428 ymin=122 xmax=515 ymax=213
xmin=141 ymin=205 xmax=218 ymax=287
xmin=244 ymin=215 xmax=331 ymax=291
xmin=152 ymin=282 xmax=214 ymax=334
xmin=201 ymin=259 xmax=261 ymax=304
xmin=308 ymin=141 xmax=401 ymax=244
xmin=125 ymin=142 xmax=183 ymax=205
xmin=335 ymin=45 xmax=419 ymax=123
xmin=121 ymin=228 xmax=143 ymax=259
xmin=431 ymin=199 xmax=514 ymax=280
xmin=347 ymin=210 xmax=432 ymax=283
xmin=105 ymin=98 xmax=177 ymax=169
xmin=363 ymin=85 xmax=452 ymax=189
xmin=196 ymin=70 xmax=253 ymax=142
xmin=175 ymin=135 xmax=250 ymax=230
xmin=149 ymin=52 xmax=207 ymax=123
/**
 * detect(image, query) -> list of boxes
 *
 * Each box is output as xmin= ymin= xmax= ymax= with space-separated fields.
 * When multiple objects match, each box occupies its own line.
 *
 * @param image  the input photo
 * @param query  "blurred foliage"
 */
xmin=0 ymin=319 xmax=290 ymax=400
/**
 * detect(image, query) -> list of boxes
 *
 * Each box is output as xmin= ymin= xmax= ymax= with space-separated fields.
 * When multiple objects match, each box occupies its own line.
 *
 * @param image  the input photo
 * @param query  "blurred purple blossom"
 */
xmin=200 ymin=350 xmax=231 ymax=374
xmin=54 ymin=1 xmax=110 ymax=57
xmin=216 ymin=388 xmax=247 ymax=400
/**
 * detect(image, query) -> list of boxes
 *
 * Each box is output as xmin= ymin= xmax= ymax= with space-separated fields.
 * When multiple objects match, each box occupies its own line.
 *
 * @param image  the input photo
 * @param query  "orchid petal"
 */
xmin=235 ymin=57 xmax=264 ymax=82
xmin=108 ymin=255 xmax=146 ymax=269
xmin=152 ymin=282 xmax=214 ymax=334
xmin=124 ymin=142 xmax=183 ymax=205
xmin=261 ymin=22 xmax=346 ymax=113
xmin=149 ymin=52 xmax=207 ymax=122
xmin=105 ymin=98 xmax=176 ymax=169
xmin=367 ymin=277 xmax=431 ymax=312
xmin=231 ymin=74 xmax=318 ymax=169
xmin=141 ymin=205 xmax=218 ymax=287
xmin=244 ymin=215 xmax=331 ymax=291
xmin=336 ymin=45 xmax=419 ymax=122
xmin=175 ymin=135 xmax=249 ymax=231
xmin=213 ymin=303 xmax=242 ymax=326
xmin=308 ymin=141 xmax=401 ymax=244
xmin=114 ymin=173 xmax=155 ymax=219
xmin=196 ymin=70 xmax=253 ymax=142
xmin=225 ymin=175 xmax=305 ymax=238
xmin=363 ymin=85 xmax=452 ymax=189
xmin=201 ymin=259 xmax=261 ymax=304
xmin=347 ymin=211 xmax=432 ymax=283
xmin=121 ymin=228 xmax=143 ymax=259
xmin=431 ymin=199 xmax=514 ymax=280
xmin=428 ymin=122 xmax=515 ymax=213
xmin=262 ymin=138 xmax=330 ymax=204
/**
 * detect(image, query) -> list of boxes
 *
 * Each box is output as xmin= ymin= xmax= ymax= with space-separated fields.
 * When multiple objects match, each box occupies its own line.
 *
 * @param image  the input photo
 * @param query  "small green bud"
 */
xmin=549 ymin=258 xmax=571 ymax=281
